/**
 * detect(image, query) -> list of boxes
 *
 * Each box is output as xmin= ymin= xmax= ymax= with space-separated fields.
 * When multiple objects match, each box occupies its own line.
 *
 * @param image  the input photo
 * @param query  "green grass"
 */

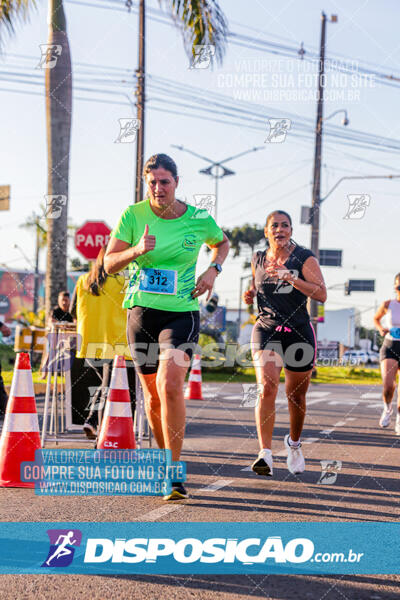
xmin=2 ymin=370 xmax=49 ymax=386
xmin=202 ymin=365 xmax=382 ymax=385
xmin=1 ymin=342 xmax=383 ymax=387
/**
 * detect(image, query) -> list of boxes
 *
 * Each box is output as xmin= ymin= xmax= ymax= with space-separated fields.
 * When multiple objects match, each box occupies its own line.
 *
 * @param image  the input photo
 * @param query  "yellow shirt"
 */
xmin=75 ymin=273 xmax=131 ymax=360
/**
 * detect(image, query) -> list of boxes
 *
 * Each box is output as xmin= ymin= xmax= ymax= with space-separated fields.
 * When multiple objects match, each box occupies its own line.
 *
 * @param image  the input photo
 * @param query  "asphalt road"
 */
xmin=0 ymin=382 xmax=399 ymax=599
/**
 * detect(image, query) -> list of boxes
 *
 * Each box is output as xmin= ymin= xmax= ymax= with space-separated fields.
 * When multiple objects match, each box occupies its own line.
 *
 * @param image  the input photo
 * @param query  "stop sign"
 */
xmin=75 ymin=221 xmax=112 ymax=260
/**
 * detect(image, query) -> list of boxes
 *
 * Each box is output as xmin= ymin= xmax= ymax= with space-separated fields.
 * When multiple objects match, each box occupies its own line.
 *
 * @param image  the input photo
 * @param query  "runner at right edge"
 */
xmin=243 ymin=210 xmax=327 ymax=477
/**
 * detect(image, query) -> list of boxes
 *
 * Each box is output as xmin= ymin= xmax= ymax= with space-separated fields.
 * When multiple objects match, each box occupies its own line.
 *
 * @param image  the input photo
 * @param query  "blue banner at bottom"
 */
xmin=0 ymin=522 xmax=397 ymax=574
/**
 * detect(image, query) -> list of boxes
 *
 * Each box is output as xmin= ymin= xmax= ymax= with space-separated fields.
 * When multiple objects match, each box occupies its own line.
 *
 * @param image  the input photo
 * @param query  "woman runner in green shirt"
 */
xmin=105 ymin=154 xmax=230 ymax=500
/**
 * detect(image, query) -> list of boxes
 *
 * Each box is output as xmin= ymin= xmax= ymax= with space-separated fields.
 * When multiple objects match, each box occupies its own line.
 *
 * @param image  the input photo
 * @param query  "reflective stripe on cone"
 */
xmin=184 ymin=354 xmax=204 ymax=400
xmin=97 ymin=355 xmax=136 ymax=449
xmin=0 ymin=352 xmax=41 ymax=488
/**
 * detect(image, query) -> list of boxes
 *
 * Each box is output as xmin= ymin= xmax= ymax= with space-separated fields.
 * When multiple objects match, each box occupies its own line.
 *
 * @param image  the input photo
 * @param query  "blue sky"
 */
xmin=0 ymin=0 xmax=400 ymax=327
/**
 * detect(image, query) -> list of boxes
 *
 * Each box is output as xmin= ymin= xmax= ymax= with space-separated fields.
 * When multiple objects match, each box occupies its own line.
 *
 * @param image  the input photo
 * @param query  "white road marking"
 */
xmin=361 ymin=392 xmax=381 ymax=398
xmin=334 ymin=421 xmax=346 ymax=427
xmin=328 ymin=400 xmax=359 ymax=406
xmin=346 ymin=417 xmax=356 ymax=421
xmin=302 ymin=437 xmax=320 ymax=443
xmin=320 ymin=428 xmax=334 ymax=435
xmin=139 ymin=479 xmax=234 ymax=522
xmin=307 ymin=398 xmax=331 ymax=406
xmin=367 ymin=402 xmax=383 ymax=409
xmin=307 ymin=391 xmax=331 ymax=397
xmin=201 ymin=479 xmax=234 ymax=492
xmin=137 ymin=504 xmax=181 ymax=521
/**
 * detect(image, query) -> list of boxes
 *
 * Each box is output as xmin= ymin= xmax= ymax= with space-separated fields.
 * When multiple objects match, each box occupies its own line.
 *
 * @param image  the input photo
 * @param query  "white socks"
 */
xmin=259 ymin=448 xmax=272 ymax=456
xmin=288 ymin=436 xmax=301 ymax=448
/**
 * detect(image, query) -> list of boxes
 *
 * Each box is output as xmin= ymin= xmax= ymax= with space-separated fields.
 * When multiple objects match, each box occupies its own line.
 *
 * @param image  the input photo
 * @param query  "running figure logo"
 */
xmin=85 ymin=385 xmax=109 ymax=414
xmin=265 ymin=119 xmax=291 ymax=143
xmin=344 ymin=194 xmax=371 ymax=219
xmin=43 ymin=194 xmax=67 ymax=219
xmin=273 ymin=270 xmax=298 ymax=294
xmin=42 ymin=529 xmax=82 ymax=567
xmin=240 ymin=383 xmax=263 ymax=408
xmin=191 ymin=194 xmax=216 ymax=219
xmin=115 ymin=118 xmax=141 ymax=143
xmin=190 ymin=45 xmax=216 ymax=69
xmin=317 ymin=460 xmax=342 ymax=485
xmin=36 ymin=44 xmax=62 ymax=69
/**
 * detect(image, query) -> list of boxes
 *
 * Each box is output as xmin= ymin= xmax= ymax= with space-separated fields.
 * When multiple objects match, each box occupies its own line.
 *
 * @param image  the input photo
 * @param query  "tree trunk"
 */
xmin=44 ymin=0 xmax=72 ymax=318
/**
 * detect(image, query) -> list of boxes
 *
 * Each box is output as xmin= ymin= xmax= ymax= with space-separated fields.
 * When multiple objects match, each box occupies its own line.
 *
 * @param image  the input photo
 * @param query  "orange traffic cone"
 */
xmin=184 ymin=354 xmax=203 ymax=400
xmin=0 ymin=352 xmax=41 ymax=488
xmin=97 ymin=355 xmax=136 ymax=449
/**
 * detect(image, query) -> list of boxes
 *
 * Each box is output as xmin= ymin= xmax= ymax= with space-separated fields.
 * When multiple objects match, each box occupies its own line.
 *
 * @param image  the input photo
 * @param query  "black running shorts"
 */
xmin=380 ymin=337 xmax=400 ymax=367
xmin=126 ymin=306 xmax=200 ymax=374
xmin=251 ymin=321 xmax=317 ymax=372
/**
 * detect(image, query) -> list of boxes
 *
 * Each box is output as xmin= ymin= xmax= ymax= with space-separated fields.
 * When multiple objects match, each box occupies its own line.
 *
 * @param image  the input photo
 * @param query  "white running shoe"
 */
xmin=379 ymin=405 xmax=393 ymax=428
xmin=284 ymin=434 xmax=305 ymax=474
xmin=395 ymin=414 xmax=400 ymax=436
xmin=251 ymin=449 xmax=273 ymax=477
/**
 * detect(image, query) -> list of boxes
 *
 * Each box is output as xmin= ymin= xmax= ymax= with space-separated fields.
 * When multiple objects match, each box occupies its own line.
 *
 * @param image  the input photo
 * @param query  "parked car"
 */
xmin=341 ymin=350 xmax=369 ymax=366
xmin=365 ymin=351 xmax=379 ymax=365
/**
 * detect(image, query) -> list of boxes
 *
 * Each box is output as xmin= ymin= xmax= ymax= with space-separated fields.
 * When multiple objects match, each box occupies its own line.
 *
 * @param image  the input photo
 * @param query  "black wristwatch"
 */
xmin=209 ymin=262 xmax=222 ymax=275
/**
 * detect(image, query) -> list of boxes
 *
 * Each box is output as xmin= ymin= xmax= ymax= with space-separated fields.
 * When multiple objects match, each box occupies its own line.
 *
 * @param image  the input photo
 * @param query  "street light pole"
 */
xmin=172 ymin=144 xmax=264 ymax=220
xmin=320 ymin=174 xmax=400 ymax=203
xmin=310 ymin=12 xmax=327 ymax=334
xmin=134 ymin=0 xmax=146 ymax=204
xmin=33 ymin=218 xmax=40 ymax=314
xmin=238 ymin=274 xmax=253 ymax=333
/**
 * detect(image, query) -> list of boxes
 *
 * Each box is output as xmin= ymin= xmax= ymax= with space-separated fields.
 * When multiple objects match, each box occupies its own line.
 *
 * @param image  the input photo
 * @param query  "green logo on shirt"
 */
xmin=182 ymin=234 xmax=197 ymax=251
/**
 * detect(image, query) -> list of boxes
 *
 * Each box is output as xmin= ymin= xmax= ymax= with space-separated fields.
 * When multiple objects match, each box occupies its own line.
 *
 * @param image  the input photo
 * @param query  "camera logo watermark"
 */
xmin=37 ymin=44 xmax=62 ymax=69
xmin=190 ymin=45 xmax=216 ymax=69
xmin=240 ymin=383 xmax=263 ymax=408
xmin=343 ymin=194 xmax=371 ymax=219
xmin=115 ymin=119 xmax=141 ymax=144
xmin=265 ymin=118 xmax=291 ymax=143
xmin=317 ymin=460 xmax=342 ymax=485
xmin=191 ymin=194 xmax=216 ymax=218
xmin=43 ymin=195 xmax=67 ymax=219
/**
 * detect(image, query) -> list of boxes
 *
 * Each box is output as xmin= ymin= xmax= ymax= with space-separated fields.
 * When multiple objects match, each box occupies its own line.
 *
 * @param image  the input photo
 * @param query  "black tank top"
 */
xmin=251 ymin=244 xmax=315 ymax=328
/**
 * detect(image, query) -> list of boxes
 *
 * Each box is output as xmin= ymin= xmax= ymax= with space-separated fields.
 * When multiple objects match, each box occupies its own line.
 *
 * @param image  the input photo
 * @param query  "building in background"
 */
xmin=317 ymin=308 xmax=360 ymax=348
xmin=0 ymin=269 xmax=82 ymax=322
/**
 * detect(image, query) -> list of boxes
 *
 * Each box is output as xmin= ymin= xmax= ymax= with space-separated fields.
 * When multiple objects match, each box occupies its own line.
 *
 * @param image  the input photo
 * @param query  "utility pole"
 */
xmin=310 ymin=12 xmax=327 ymax=336
xmin=33 ymin=217 xmax=40 ymax=314
xmin=134 ymin=0 xmax=146 ymax=204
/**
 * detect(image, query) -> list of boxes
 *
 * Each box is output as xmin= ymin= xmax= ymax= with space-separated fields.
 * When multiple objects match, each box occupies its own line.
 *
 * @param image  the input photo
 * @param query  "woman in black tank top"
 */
xmin=373 ymin=272 xmax=400 ymax=434
xmin=243 ymin=210 xmax=327 ymax=477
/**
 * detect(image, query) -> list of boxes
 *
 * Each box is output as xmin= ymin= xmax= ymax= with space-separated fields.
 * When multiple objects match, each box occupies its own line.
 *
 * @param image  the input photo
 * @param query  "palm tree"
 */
xmin=44 ymin=0 xmax=72 ymax=318
xmin=0 ymin=0 xmax=227 ymax=318
xmin=165 ymin=0 xmax=228 ymax=64
xmin=0 ymin=0 xmax=72 ymax=318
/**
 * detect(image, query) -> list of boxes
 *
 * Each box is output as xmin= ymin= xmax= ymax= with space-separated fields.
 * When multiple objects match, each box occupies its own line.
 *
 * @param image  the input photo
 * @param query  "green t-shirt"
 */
xmin=112 ymin=199 xmax=224 ymax=312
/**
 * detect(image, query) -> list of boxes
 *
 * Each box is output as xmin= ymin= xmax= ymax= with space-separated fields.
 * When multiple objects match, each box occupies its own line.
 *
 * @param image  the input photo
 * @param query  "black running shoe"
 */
xmin=251 ymin=451 xmax=273 ymax=477
xmin=163 ymin=482 xmax=188 ymax=501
